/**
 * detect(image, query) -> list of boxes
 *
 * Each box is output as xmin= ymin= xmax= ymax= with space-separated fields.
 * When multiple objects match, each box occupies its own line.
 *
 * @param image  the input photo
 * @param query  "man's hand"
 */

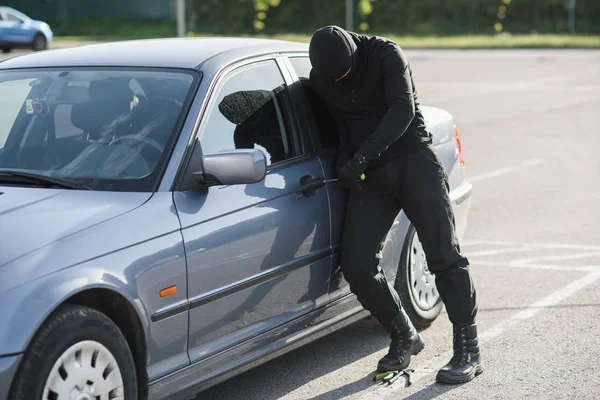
xmin=336 ymin=150 xmax=353 ymax=175
xmin=338 ymin=158 xmax=367 ymax=191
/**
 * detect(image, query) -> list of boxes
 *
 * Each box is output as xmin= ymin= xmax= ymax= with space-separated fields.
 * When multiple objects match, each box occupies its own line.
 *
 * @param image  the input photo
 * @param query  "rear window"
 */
xmin=4 ymin=12 xmax=23 ymax=23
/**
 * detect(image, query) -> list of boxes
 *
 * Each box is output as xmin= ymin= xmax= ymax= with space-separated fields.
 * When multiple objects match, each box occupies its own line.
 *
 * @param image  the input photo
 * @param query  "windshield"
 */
xmin=0 ymin=67 xmax=199 ymax=191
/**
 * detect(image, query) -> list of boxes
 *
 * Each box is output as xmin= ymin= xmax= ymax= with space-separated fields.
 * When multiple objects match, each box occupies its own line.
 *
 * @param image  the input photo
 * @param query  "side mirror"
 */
xmin=193 ymin=149 xmax=267 ymax=187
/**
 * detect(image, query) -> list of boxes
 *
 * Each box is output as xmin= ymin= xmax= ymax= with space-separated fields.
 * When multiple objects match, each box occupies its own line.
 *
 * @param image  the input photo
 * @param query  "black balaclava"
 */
xmin=309 ymin=25 xmax=358 ymax=81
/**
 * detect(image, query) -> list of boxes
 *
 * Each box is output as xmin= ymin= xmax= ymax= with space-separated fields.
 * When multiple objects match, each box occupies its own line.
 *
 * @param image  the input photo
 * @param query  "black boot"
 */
xmin=436 ymin=324 xmax=483 ymax=384
xmin=377 ymin=310 xmax=425 ymax=372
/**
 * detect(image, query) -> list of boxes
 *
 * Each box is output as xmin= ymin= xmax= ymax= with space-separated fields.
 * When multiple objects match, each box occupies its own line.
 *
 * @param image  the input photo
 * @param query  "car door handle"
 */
xmin=296 ymin=176 xmax=338 ymax=195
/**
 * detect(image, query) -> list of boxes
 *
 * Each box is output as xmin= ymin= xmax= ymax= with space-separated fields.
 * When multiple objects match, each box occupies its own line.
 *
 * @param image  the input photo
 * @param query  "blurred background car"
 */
xmin=0 ymin=6 xmax=53 ymax=53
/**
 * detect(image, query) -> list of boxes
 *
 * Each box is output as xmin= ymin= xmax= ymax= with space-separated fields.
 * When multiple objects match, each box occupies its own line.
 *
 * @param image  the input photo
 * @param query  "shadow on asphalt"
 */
xmin=198 ymin=317 xmax=425 ymax=400
xmin=308 ymin=374 xmax=376 ymax=400
xmin=403 ymin=382 xmax=458 ymax=400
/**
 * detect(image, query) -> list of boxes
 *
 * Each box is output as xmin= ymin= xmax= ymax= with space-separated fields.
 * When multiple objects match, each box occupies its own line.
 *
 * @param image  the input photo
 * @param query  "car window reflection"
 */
xmin=219 ymin=86 xmax=289 ymax=164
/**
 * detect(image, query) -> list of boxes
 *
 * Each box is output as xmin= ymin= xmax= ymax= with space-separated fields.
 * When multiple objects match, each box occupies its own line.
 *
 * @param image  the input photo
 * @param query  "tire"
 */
xmin=32 ymin=33 xmax=47 ymax=51
xmin=1 ymin=47 xmax=13 ymax=53
xmin=9 ymin=305 xmax=137 ymax=400
xmin=394 ymin=224 xmax=443 ymax=329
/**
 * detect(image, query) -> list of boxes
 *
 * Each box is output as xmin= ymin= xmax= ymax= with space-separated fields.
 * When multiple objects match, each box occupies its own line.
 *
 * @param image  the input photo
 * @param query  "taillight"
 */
xmin=454 ymin=125 xmax=465 ymax=167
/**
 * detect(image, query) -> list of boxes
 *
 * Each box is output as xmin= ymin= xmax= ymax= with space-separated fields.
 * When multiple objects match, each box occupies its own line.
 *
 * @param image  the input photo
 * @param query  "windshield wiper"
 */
xmin=0 ymin=170 xmax=91 ymax=190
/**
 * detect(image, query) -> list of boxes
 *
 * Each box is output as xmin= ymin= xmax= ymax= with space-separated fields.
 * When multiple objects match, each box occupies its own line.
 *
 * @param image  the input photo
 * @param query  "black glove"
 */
xmin=338 ymin=158 xmax=367 ymax=192
xmin=336 ymin=150 xmax=353 ymax=175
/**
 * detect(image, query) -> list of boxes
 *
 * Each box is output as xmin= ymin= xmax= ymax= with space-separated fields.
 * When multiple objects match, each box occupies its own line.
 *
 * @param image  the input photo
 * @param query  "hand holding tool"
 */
xmin=338 ymin=159 xmax=367 ymax=191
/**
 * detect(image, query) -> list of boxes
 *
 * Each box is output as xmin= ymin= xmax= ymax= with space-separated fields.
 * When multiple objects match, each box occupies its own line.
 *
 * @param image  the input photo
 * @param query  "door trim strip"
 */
xmin=151 ymin=247 xmax=333 ymax=322
xmin=188 ymin=247 xmax=332 ymax=311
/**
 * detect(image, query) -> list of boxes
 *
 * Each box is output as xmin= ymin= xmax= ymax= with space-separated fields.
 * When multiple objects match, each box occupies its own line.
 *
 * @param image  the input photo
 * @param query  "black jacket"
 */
xmin=309 ymin=26 xmax=432 ymax=169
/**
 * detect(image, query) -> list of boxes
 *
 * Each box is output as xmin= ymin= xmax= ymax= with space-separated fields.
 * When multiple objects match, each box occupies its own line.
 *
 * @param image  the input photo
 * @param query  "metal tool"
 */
xmin=373 ymin=369 xmax=413 ymax=386
xmin=324 ymin=172 xmax=365 ymax=185
xmin=295 ymin=174 xmax=366 ymax=194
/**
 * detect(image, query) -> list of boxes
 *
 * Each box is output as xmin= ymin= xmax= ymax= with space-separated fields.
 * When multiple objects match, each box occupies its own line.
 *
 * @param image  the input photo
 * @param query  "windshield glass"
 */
xmin=0 ymin=67 xmax=198 ymax=191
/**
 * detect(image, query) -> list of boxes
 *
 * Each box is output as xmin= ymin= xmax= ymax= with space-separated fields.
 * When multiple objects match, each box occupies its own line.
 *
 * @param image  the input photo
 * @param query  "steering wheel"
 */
xmin=109 ymin=135 xmax=164 ymax=153
xmin=109 ymin=95 xmax=182 ymax=153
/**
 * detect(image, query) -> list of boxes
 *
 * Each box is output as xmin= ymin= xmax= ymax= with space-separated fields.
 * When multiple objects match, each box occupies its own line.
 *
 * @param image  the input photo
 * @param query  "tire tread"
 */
xmin=8 ymin=305 xmax=137 ymax=400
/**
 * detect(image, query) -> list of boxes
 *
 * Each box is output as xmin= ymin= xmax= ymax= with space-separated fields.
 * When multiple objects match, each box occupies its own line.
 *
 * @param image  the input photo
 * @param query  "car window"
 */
xmin=289 ymin=57 xmax=312 ymax=80
xmin=5 ymin=12 xmax=22 ymax=23
xmin=0 ymin=78 xmax=33 ymax=148
xmin=288 ymin=57 xmax=339 ymax=150
xmin=0 ymin=68 xmax=199 ymax=192
xmin=199 ymin=60 xmax=300 ymax=166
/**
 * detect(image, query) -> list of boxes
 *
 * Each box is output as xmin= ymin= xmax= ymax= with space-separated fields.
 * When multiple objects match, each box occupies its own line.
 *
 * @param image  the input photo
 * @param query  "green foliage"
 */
xmin=193 ymin=0 xmax=253 ymax=34
xmin=50 ymin=19 xmax=176 ymax=38
xmin=190 ymin=0 xmax=600 ymax=35
xmin=7 ymin=0 xmax=600 ymax=36
xmin=358 ymin=0 xmax=374 ymax=31
xmin=253 ymin=0 xmax=282 ymax=31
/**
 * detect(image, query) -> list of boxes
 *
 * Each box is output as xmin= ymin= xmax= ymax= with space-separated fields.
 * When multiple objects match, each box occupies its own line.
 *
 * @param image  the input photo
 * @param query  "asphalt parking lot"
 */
xmin=3 ymin=47 xmax=599 ymax=399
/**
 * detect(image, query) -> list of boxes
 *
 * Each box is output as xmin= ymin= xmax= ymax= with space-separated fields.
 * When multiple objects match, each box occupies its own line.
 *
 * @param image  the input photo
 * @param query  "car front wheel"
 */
xmin=32 ymin=34 xmax=47 ymax=51
xmin=1 ymin=47 xmax=13 ymax=53
xmin=9 ymin=305 xmax=137 ymax=400
xmin=394 ymin=224 xmax=443 ymax=329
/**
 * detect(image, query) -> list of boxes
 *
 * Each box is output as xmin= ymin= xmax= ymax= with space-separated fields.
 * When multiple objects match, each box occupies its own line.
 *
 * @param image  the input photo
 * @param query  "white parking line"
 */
xmin=471 ymin=259 xmax=600 ymax=272
xmin=465 ymin=248 xmax=600 ymax=271
xmin=531 ymin=95 xmax=600 ymax=113
xmin=509 ymin=251 xmax=600 ymax=267
xmin=464 ymin=241 xmax=600 ymax=271
xmin=466 ymin=247 xmax=539 ymax=257
xmin=463 ymin=240 xmax=600 ymax=251
xmin=479 ymin=271 xmax=600 ymax=341
xmin=468 ymin=158 xmax=544 ymax=183
xmin=366 ymin=271 xmax=600 ymax=398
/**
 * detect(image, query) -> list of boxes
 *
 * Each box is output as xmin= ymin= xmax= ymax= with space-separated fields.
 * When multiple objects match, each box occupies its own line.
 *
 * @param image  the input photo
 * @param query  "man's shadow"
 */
xmin=401 ymin=383 xmax=457 ymax=400
xmin=199 ymin=317 xmax=398 ymax=400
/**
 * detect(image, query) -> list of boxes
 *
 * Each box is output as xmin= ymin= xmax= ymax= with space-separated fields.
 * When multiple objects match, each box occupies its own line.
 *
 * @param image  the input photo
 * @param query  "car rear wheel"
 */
xmin=8 ymin=305 xmax=137 ymax=400
xmin=1 ymin=47 xmax=13 ymax=53
xmin=394 ymin=224 xmax=443 ymax=329
xmin=32 ymin=34 xmax=47 ymax=51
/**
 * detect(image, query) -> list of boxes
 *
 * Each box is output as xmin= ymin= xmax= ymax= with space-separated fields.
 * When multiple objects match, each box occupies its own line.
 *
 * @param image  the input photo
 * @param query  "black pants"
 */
xmin=339 ymin=145 xmax=478 ymax=326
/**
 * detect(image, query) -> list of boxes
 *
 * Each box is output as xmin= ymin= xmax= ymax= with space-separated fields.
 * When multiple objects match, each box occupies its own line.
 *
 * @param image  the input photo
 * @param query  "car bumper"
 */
xmin=0 ymin=354 xmax=22 ymax=400
xmin=449 ymin=180 xmax=473 ymax=242
xmin=46 ymin=29 xmax=54 ymax=43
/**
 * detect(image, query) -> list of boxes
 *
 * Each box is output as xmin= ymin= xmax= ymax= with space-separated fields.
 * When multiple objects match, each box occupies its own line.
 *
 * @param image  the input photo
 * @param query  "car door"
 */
xmin=173 ymin=57 xmax=332 ymax=364
xmin=285 ymin=55 xmax=353 ymax=302
xmin=2 ymin=11 xmax=28 ymax=43
xmin=0 ymin=10 xmax=16 ymax=43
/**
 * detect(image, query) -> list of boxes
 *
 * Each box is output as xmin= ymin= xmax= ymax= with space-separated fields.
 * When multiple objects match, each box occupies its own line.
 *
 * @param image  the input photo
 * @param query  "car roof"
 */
xmin=0 ymin=37 xmax=309 ymax=70
xmin=0 ymin=6 xmax=21 ymax=15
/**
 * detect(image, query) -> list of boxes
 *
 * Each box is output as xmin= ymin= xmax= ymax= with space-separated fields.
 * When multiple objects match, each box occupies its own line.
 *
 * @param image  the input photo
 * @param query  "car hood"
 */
xmin=0 ymin=186 xmax=151 ymax=269
xmin=28 ymin=19 xmax=49 ymax=29
xmin=27 ymin=19 xmax=53 ymax=38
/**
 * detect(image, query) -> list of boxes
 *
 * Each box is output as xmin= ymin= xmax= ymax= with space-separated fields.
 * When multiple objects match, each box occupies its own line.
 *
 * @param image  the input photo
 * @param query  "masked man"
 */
xmin=308 ymin=26 xmax=482 ymax=384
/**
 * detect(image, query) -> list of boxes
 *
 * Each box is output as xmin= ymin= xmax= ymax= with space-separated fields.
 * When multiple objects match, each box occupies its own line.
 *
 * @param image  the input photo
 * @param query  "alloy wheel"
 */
xmin=408 ymin=231 xmax=440 ymax=311
xmin=42 ymin=340 xmax=124 ymax=400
